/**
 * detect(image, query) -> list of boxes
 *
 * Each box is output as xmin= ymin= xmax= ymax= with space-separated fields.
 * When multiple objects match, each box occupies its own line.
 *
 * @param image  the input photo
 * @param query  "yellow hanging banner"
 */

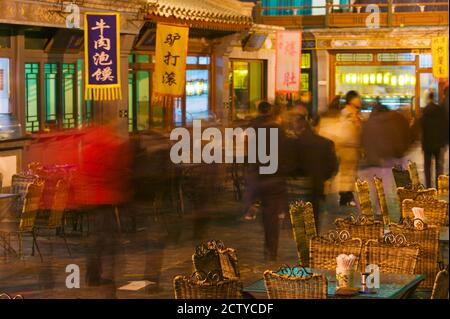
xmin=154 ymin=23 xmax=189 ymax=97
xmin=432 ymin=36 xmax=449 ymax=79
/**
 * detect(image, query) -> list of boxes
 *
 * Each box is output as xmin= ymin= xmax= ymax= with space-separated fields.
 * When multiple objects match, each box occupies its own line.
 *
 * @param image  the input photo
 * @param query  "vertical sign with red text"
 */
xmin=276 ymin=31 xmax=302 ymax=93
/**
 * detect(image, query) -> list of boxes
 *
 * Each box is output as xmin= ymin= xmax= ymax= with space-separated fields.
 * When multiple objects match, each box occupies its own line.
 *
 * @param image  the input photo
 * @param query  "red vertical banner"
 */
xmin=276 ymin=31 xmax=302 ymax=93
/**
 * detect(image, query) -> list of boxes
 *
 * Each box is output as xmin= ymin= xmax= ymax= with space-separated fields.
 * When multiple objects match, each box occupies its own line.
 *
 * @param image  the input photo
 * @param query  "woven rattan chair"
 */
xmin=11 ymin=173 xmax=37 ymax=217
xmin=0 ymin=180 xmax=44 ymax=261
xmin=334 ymin=215 xmax=384 ymax=245
xmin=402 ymin=197 xmax=448 ymax=227
xmin=289 ymin=201 xmax=317 ymax=267
xmin=397 ymin=187 xmax=437 ymax=206
xmin=392 ymin=165 xmax=412 ymax=189
xmin=192 ymin=240 xmax=240 ymax=280
xmin=264 ymin=268 xmax=327 ymax=299
xmin=407 ymin=160 xmax=422 ymax=189
xmin=362 ymin=234 xmax=419 ymax=275
xmin=355 ymin=179 xmax=375 ymax=220
xmin=438 ymin=175 xmax=449 ymax=196
xmin=309 ymin=230 xmax=363 ymax=271
xmin=431 ymin=268 xmax=449 ymax=299
xmin=389 ymin=219 xmax=440 ymax=288
xmin=373 ymin=176 xmax=391 ymax=226
xmin=35 ymin=179 xmax=71 ymax=256
xmin=173 ymin=272 xmax=242 ymax=299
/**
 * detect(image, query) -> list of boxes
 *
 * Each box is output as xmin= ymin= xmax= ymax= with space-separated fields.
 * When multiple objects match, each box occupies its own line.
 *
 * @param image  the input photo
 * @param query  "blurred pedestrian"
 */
xmin=246 ymin=101 xmax=287 ymax=261
xmin=334 ymin=91 xmax=362 ymax=207
xmin=288 ymin=115 xmax=339 ymax=231
xmin=421 ymin=91 xmax=449 ymax=188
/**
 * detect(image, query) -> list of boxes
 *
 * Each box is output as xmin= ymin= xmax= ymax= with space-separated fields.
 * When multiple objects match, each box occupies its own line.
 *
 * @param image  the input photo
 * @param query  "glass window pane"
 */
xmin=186 ymin=70 xmax=209 ymax=121
xmin=0 ymin=58 xmax=10 ymax=113
xmin=419 ymin=53 xmax=433 ymax=68
xmin=249 ymin=62 xmax=262 ymax=111
xmin=136 ymin=70 xmax=150 ymax=130
xmin=198 ymin=56 xmax=210 ymax=65
xmin=128 ymin=73 xmax=134 ymax=132
xmin=377 ymin=53 xmax=415 ymax=62
xmin=186 ymin=56 xmax=198 ymax=65
xmin=301 ymin=73 xmax=309 ymax=91
xmin=232 ymin=62 xmax=249 ymax=111
xmin=419 ymin=73 xmax=439 ymax=108
xmin=44 ymin=63 xmax=57 ymax=123
xmin=77 ymin=59 xmax=83 ymax=126
xmin=25 ymin=63 xmax=40 ymax=132
xmin=62 ymin=63 xmax=75 ymax=128
xmin=137 ymin=54 xmax=150 ymax=63
xmin=301 ymin=53 xmax=311 ymax=69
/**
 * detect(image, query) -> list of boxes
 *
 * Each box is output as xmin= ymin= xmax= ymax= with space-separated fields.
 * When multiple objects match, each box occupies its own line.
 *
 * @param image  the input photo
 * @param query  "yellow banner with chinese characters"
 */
xmin=154 ymin=24 xmax=189 ymax=98
xmin=432 ymin=36 xmax=449 ymax=79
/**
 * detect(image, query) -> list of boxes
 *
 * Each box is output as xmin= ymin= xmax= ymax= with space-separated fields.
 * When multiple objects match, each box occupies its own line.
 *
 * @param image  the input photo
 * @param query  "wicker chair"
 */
xmin=10 ymin=173 xmax=37 ymax=217
xmin=397 ymin=187 xmax=437 ymax=206
xmin=35 ymin=179 xmax=71 ymax=256
xmin=407 ymin=160 xmax=422 ymax=189
xmin=289 ymin=201 xmax=317 ymax=267
xmin=373 ymin=176 xmax=391 ymax=226
xmin=0 ymin=180 xmax=44 ymax=261
xmin=355 ymin=179 xmax=375 ymax=220
xmin=402 ymin=197 xmax=448 ymax=227
xmin=192 ymin=240 xmax=240 ymax=280
xmin=438 ymin=175 xmax=449 ymax=196
xmin=334 ymin=215 xmax=384 ymax=245
xmin=264 ymin=268 xmax=327 ymax=299
xmin=309 ymin=230 xmax=363 ymax=271
xmin=362 ymin=234 xmax=419 ymax=275
xmin=431 ymin=268 xmax=449 ymax=299
xmin=173 ymin=272 xmax=242 ymax=299
xmin=389 ymin=219 xmax=440 ymax=288
xmin=392 ymin=165 xmax=412 ymax=189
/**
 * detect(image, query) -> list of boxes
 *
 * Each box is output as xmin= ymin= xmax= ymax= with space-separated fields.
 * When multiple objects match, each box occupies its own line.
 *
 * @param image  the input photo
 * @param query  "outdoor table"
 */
xmin=244 ymin=267 xmax=424 ymax=299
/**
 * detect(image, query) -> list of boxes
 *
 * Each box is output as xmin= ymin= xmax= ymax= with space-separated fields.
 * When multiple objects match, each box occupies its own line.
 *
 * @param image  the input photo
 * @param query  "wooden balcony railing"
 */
xmin=256 ymin=1 xmax=449 ymax=28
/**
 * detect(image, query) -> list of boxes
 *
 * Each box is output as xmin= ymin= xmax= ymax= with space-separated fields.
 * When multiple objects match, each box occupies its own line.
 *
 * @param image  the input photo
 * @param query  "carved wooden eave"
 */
xmin=310 ymin=26 xmax=449 ymax=50
xmin=0 ymin=0 xmax=147 ymax=34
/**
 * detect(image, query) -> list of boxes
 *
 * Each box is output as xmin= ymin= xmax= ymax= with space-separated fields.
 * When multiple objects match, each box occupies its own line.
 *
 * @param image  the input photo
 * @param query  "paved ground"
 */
xmin=0 ymin=144 xmax=448 ymax=299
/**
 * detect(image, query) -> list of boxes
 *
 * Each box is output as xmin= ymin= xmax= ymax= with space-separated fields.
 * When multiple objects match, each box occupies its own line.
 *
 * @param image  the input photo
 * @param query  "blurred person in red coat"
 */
xmin=71 ymin=124 xmax=132 ymax=292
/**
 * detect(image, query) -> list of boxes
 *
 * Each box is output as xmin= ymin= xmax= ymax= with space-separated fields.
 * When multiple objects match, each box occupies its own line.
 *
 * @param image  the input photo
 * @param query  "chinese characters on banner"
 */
xmin=154 ymin=24 xmax=189 ymax=100
xmin=276 ymin=31 xmax=302 ymax=93
xmin=432 ymin=37 xmax=449 ymax=79
xmin=84 ymin=13 xmax=121 ymax=101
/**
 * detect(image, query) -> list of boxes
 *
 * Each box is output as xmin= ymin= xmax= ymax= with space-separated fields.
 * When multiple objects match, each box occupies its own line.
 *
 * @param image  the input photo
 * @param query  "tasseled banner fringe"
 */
xmin=85 ymin=87 xmax=122 ymax=101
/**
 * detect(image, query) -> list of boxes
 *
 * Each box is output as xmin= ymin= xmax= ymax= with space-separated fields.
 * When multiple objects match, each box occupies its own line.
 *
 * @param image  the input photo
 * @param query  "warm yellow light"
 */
xmin=345 ymin=74 xmax=352 ymax=84
xmin=404 ymin=74 xmax=410 ymax=85
xmin=391 ymin=75 xmax=397 ymax=86
xmin=351 ymin=74 xmax=357 ymax=84
xmin=384 ymin=73 xmax=390 ymax=85
xmin=411 ymin=75 xmax=416 ymax=85
xmin=370 ymin=74 xmax=376 ymax=84
xmin=363 ymin=74 xmax=369 ymax=84
xmin=398 ymin=75 xmax=405 ymax=86
xmin=377 ymin=73 xmax=383 ymax=84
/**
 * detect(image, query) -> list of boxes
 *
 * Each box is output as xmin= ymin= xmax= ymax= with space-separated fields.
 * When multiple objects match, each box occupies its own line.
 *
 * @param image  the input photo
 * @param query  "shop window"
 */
xmin=128 ymin=73 xmax=134 ymax=132
xmin=0 ymin=58 xmax=9 ymax=113
xmin=186 ymin=69 xmax=209 ymax=121
xmin=136 ymin=54 xmax=150 ymax=63
xmin=419 ymin=73 xmax=438 ymax=108
xmin=377 ymin=53 xmax=415 ymax=62
xmin=25 ymin=63 xmax=40 ymax=132
xmin=419 ymin=53 xmax=433 ymax=68
xmin=136 ymin=70 xmax=151 ymax=131
xmin=336 ymin=53 xmax=373 ymax=62
xmin=335 ymin=65 xmax=416 ymax=111
xmin=62 ymin=63 xmax=76 ymax=128
xmin=44 ymin=63 xmax=58 ymax=123
xmin=301 ymin=53 xmax=311 ymax=69
xmin=187 ymin=56 xmax=210 ymax=65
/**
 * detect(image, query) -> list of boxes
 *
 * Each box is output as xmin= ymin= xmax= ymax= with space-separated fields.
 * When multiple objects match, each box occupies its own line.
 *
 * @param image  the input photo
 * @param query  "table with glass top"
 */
xmin=244 ymin=267 xmax=425 ymax=299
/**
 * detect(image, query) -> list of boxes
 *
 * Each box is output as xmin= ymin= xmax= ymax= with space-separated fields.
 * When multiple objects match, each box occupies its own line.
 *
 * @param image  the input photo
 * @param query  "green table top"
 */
xmin=244 ymin=267 xmax=425 ymax=299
